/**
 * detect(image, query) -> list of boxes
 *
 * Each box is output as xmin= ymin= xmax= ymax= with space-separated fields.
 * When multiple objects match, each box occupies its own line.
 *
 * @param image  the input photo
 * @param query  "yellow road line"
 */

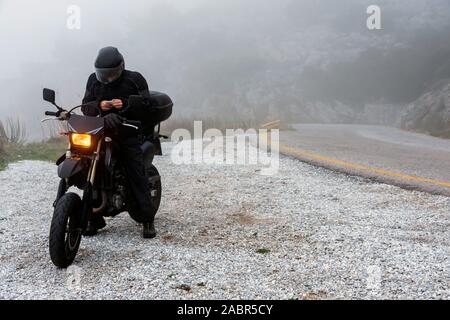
xmin=261 ymin=132 xmax=450 ymax=188
xmin=279 ymin=144 xmax=450 ymax=188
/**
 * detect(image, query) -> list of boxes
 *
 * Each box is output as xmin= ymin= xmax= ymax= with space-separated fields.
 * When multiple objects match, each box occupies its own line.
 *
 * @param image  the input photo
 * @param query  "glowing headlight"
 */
xmin=71 ymin=133 xmax=92 ymax=148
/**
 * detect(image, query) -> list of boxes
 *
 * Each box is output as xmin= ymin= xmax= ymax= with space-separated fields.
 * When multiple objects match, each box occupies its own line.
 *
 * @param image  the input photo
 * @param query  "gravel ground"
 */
xmin=0 ymin=141 xmax=449 ymax=300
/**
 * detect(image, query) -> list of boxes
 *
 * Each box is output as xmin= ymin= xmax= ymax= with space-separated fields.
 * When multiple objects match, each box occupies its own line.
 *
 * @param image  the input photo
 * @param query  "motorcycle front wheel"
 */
xmin=49 ymin=192 xmax=82 ymax=268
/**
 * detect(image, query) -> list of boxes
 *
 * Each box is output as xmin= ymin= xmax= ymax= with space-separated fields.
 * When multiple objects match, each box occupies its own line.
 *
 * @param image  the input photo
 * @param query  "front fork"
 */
xmin=53 ymin=142 xmax=72 ymax=207
xmin=53 ymin=179 xmax=68 ymax=208
xmin=80 ymin=140 xmax=102 ymax=230
xmin=87 ymin=140 xmax=102 ymax=185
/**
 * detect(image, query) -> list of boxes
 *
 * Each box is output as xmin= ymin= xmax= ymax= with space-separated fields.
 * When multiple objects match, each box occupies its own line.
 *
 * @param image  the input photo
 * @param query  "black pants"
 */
xmin=117 ymin=135 xmax=154 ymax=223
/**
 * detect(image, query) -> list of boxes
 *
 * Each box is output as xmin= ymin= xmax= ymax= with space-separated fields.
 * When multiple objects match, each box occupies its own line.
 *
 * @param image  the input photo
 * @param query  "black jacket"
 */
xmin=81 ymin=70 xmax=156 ymax=135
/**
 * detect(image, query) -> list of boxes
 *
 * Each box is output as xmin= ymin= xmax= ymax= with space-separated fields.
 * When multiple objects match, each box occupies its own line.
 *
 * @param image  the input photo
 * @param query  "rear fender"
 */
xmin=154 ymin=138 xmax=162 ymax=156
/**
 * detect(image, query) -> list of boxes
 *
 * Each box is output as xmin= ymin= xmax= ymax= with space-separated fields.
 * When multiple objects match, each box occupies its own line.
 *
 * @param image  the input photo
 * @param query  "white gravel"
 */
xmin=0 ymin=141 xmax=449 ymax=300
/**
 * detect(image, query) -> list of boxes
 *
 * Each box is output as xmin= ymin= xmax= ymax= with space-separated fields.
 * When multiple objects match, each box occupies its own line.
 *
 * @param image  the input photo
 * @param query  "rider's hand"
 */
xmin=104 ymin=113 xmax=124 ymax=129
xmin=100 ymin=100 xmax=113 ymax=111
xmin=112 ymin=99 xmax=123 ymax=109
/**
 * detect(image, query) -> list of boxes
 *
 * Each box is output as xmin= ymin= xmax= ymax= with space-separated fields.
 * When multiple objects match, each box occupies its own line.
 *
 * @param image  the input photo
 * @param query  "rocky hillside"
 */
xmin=401 ymin=80 xmax=450 ymax=138
xmin=285 ymin=101 xmax=405 ymax=126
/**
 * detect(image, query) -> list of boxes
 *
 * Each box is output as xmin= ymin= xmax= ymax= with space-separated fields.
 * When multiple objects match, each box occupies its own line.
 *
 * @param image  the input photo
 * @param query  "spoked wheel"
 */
xmin=49 ymin=192 xmax=83 ymax=268
xmin=147 ymin=164 xmax=162 ymax=214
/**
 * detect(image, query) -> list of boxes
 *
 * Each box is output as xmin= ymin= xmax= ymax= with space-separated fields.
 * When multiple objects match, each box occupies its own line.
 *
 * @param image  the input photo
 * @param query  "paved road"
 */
xmin=279 ymin=124 xmax=450 ymax=196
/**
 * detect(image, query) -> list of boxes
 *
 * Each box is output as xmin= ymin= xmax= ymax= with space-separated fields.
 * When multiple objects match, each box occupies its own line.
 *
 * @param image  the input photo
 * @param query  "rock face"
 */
xmin=401 ymin=80 xmax=450 ymax=138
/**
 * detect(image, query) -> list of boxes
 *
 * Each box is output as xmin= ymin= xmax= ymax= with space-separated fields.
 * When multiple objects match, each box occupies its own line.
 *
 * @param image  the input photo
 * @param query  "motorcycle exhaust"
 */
xmin=93 ymin=191 xmax=107 ymax=214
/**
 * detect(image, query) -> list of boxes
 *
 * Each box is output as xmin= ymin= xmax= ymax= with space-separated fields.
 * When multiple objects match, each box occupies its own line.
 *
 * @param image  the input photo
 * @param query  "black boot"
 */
xmin=143 ymin=221 xmax=156 ymax=239
xmin=84 ymin=216 xmax=106 ymax=236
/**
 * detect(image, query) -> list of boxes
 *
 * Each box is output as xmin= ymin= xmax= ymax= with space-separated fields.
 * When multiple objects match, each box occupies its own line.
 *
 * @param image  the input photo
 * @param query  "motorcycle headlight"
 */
xmin=71 ymin=133 xmax=92 ymax=148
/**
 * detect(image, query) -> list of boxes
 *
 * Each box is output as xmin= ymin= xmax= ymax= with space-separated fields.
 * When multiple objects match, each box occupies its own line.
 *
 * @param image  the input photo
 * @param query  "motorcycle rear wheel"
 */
xmin=147 ymin=164 xmax=162 ymax=213
xmin=49 ymin=192 xmax=82 ymax=268
xmin=128 ymin=164 xmax=162 ymax=221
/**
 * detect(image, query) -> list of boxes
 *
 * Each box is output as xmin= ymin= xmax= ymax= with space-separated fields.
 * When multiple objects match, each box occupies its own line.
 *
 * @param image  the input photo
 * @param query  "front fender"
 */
xmin=58 ymin=158 xmax=83 ymax=179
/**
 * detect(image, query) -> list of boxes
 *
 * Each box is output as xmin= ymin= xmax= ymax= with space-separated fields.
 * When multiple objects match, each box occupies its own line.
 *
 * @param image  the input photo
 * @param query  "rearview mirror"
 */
xmin=43 ymin=88 xmax=56 ymax=104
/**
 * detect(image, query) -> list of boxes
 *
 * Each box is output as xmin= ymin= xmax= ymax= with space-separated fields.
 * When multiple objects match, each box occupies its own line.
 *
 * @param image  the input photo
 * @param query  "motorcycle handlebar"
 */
xmin=124 ymin=120 xmax=141 ymax=127
xmin=44 ymin=109 xmax=140 ymax=129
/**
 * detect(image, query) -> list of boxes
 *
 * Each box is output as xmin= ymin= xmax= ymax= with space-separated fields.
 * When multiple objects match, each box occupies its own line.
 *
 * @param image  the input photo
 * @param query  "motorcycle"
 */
xmin=42 ymin=88 xmax=173 ymax=268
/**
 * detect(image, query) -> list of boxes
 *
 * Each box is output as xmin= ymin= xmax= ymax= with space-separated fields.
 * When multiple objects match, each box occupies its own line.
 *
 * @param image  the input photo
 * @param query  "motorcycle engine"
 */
xmin=112 ymin=187 xmax=125 ymax=210
xmin=106 ymin=165 xmax=128 ymax=215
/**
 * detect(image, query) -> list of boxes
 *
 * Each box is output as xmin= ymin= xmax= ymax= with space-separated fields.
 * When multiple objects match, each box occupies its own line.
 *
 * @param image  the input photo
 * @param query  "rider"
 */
xmin=81 ymin=46 xmax=156 ymax=239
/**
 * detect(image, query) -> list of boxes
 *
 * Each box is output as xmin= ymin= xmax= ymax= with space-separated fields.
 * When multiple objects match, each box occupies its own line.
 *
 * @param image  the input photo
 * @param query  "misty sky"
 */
xmin=1 ymin=0 xmax=450 ymax=139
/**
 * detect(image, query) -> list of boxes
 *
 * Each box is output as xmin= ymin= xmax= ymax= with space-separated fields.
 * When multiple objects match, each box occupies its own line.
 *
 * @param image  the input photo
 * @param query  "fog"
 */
xmin=1 ymin=0 xmax=450 ymax=139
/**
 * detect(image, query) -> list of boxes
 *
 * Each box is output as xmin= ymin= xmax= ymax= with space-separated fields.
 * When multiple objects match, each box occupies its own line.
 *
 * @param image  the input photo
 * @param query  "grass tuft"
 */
xmin=256 ymin=248 xmax=271 ymax=254
xmin=0 ymin=137 xmax=67 ymax=171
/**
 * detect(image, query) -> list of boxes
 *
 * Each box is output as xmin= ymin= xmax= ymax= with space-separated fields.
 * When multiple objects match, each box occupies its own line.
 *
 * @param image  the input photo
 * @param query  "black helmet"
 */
xmin=94 ymin=46 xmax=124 ymax=84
